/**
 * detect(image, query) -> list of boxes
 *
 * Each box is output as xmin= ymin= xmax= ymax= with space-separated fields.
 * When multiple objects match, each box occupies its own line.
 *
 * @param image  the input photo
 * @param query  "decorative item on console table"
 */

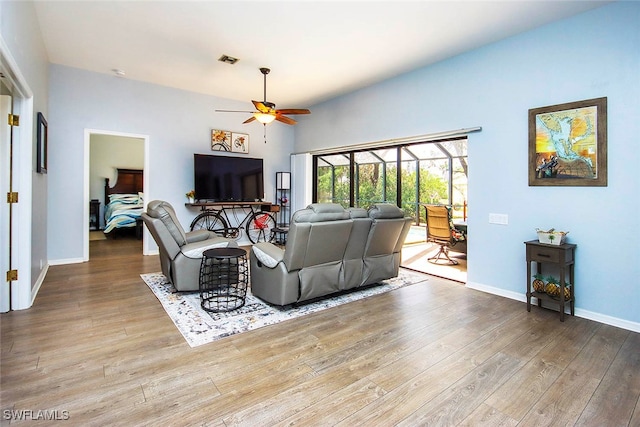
xmin=536 ymin=228 xmax=568 ymax=245
xmin=186 ymin=190 xmax=195 ymax=204
xmin=544 ymin=275 xmax=560 ymax=297
xmin=532 ymin=273 xmax=546 ymax=293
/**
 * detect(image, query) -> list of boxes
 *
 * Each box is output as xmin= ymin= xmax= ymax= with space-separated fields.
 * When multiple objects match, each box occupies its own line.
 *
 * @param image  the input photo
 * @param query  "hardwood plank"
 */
xmin=273 ymin=378 xmax=386 ymax=426
xmin=459 ymin=403 xmax=519 ymax=427
xmin=574 ymin=331 xmax=640 ymax=426
xmin=396 ymin=352 xmax=523 ymax=426
xmin=485 ymin=315 xmax=603 ymax=420
xmin=518 ymin=367 xmax=602 ymax=426
xmin=339 ymin=313 xmax=537 ymax=426
xmin=1 ymin=237 xmax=638 ymax=425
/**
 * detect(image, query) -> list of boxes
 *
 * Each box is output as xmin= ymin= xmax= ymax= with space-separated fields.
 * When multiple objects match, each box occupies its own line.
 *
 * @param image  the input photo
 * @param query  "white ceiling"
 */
xmin=34 ymin=1 xmax=609 ymax=109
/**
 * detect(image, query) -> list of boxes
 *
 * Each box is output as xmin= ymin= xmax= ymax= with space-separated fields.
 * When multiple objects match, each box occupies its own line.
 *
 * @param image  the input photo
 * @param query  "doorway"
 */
xmin=312 ymin=138 xmax=468 ymax=283
xmin=1 ymin=43 xmax=34 ymax=312
xmin=84 ymin=130 xmax=149 ymax=261
xmin=1 ymin=79 xmax=13 ymax=312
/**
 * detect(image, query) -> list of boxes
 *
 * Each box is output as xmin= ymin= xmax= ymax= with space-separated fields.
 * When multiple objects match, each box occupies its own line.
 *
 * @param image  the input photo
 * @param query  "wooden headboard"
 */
xmin=105 ymin=168 xmax=144 ymax=204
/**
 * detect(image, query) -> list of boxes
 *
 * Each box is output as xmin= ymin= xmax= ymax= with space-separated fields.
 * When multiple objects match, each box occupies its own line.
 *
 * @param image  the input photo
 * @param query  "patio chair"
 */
xmin=424 ymin=204 xmax=466 ymax=265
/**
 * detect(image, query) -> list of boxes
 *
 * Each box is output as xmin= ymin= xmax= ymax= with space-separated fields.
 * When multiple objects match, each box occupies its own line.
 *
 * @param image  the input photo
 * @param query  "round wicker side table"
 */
xmin=199 ymin=247 xmax=248 ymax=312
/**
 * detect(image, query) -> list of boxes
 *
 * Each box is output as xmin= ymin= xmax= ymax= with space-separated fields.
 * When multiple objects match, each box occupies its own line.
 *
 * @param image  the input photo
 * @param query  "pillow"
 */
xmin=109 ymin=193 xmax=140 ymax=204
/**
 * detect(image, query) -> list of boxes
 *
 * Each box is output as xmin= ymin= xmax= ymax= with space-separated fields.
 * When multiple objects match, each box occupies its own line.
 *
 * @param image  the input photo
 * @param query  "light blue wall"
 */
xmin=295 ymin=2 xmax=640 ymax=327
xmin=48 ymin=66 xmax=294 ymax=260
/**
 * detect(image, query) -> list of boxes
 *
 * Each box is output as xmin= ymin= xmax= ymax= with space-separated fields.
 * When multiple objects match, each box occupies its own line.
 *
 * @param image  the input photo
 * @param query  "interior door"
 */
xmin=0 ymin=90 xmax=13 ymax=312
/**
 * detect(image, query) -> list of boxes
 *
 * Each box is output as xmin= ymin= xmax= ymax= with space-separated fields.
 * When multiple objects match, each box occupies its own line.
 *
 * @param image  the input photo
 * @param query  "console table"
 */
xmin=525 ymin=240 xmax=576 ymax=321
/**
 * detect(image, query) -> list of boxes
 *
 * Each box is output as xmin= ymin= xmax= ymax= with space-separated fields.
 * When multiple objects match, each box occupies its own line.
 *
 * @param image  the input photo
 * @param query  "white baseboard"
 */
xmin=30 ymin=263 xmax=49 ymax=306
xmin=48 ymin=257 xmax=85 ymax=266
xmin=466 ymin=281 xmax=640 ymax=333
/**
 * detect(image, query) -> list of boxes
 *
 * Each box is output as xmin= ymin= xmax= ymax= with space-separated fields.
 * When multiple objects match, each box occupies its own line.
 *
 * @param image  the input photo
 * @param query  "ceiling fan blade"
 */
xmin=276 ymin=109 xmax=310 ymax=115
xmin=243 ymin=116 xmax=257 ymax=124
xmin=275 ymin=114 xmax=297 ymax=125
xmin=216 ymin=109 xmax=254 ymax=113
xmin=252 ymin=100 xmax=272 ymax=113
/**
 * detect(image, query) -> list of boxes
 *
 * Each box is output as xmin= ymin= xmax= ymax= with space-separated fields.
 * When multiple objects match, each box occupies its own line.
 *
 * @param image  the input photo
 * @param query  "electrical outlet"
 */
xmin=489 ymin=213 xmax=509 ymax=225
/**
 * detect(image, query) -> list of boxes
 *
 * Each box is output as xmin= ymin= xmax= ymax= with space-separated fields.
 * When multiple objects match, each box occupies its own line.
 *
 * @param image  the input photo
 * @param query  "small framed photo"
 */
xmin=528 ymin=97 xmax=607 ymax=186
xmin=231 ymin=132 xmax=249 ymax=154
xmin=211 ymin=129 xmax=231 ymax=151
xmin=37 ymin=112 xmax=48 ymax=174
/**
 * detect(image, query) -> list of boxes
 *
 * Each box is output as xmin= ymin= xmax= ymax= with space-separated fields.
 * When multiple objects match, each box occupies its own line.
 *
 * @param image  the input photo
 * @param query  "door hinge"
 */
xmin=7 ymin=192 xmax=18 ymax=203
xmin=6 ymin=269 xmax=18 ymax=281
xmin=8 ymin=114 xmax=19 ymax=126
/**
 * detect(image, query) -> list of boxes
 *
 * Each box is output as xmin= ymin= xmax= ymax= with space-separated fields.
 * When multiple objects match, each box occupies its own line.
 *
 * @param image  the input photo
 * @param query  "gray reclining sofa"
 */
xmin=250 ymin=203 xmax=412 ymax=305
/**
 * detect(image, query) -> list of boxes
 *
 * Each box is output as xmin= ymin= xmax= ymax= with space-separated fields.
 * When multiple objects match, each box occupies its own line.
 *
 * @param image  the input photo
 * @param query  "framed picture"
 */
xmin=36 ymin=112 xmax=48 ymax=174
xmin=231 ymin=132 xmax=249 ymax=154
xmin=528 ymin=97 xmax=607 ymax=186
xmin=211 ymin=129 xmax=231 ymax=151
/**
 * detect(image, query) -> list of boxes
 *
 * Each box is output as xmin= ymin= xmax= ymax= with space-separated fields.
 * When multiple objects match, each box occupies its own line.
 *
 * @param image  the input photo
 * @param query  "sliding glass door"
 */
xmin=313 ymin=138 xmax=467 ymax=223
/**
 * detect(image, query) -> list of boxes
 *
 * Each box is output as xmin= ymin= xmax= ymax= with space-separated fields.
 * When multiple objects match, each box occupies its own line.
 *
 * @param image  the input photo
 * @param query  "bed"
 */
xmin=103 ymin=168 xmax=144 ymax=234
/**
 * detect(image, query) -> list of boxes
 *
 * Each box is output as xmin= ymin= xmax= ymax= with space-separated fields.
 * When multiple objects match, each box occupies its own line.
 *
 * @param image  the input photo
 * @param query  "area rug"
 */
xmin=141 ymin=270 xmax=428 ymax=347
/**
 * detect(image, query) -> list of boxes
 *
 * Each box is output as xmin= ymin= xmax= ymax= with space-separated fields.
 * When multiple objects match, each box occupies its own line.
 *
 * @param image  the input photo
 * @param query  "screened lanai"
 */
xmin=313 ymin=138 xmax=468 ymax=282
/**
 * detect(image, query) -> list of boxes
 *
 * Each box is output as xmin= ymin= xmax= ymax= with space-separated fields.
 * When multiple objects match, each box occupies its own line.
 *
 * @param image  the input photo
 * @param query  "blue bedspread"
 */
xmin=104 ymin=194 xmax=143 ymax=233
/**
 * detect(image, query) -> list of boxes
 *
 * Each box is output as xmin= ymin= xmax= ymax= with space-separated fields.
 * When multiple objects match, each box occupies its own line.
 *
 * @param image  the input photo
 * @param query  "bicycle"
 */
xmin=189 ymin=203 xmax=277 ymax=244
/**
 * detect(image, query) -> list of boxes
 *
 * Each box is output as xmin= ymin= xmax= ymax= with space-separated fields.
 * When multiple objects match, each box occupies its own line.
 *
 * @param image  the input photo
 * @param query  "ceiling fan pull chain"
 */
xmin=263 ymin=124 xmax=267 ymax=143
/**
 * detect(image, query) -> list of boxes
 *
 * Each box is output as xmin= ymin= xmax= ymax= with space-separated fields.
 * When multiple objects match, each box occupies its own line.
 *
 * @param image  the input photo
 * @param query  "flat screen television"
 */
xmin=194 ymin=154 xmax=264 ymax=202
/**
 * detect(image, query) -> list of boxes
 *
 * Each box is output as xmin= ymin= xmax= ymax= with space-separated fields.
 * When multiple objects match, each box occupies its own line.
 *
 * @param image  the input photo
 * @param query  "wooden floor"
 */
xmin=1 ymin=237 xmax=639 ymax=426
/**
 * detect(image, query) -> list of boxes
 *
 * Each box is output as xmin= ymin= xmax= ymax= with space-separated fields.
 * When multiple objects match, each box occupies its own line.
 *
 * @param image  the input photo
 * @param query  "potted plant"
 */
xmin=186 ymin=190 xmax=195 ymax=204
xmin=532 ymin=274 xmax=546 ymax=293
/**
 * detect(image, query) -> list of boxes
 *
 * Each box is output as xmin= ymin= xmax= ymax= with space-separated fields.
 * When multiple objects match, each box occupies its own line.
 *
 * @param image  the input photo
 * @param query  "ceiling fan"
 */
xmin=216 ymin=67 xmax=310 ymax=125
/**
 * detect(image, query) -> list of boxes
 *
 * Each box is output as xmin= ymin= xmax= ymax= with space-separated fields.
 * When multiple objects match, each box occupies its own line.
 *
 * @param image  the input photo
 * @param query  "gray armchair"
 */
xmin=142 ymin=200 xmax=235 ymax=291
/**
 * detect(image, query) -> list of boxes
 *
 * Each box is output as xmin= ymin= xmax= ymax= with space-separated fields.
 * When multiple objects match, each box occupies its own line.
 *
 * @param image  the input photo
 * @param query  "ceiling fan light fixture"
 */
xmin=254 ymin=112 xmax=276 ymax=124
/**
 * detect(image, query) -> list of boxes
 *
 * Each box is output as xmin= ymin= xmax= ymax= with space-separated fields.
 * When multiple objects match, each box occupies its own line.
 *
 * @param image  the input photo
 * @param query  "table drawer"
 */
xmin=528 ymin=246 xmax=560 ymax=263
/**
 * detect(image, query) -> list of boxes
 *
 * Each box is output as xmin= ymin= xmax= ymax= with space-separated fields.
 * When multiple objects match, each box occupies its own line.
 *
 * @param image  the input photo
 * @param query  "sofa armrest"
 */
xmin=251 ymin=242 xmax=284 ymax=268
xmin=185 ymin=229 xmax=214 ymax=243
xmin=181 ymin=237 xmax=232 ymax=259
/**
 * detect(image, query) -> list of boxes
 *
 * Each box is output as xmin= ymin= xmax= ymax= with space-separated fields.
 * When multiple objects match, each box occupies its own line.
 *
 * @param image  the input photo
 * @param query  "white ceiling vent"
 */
xmin=218 ymin=55 xmax=239 ymax=65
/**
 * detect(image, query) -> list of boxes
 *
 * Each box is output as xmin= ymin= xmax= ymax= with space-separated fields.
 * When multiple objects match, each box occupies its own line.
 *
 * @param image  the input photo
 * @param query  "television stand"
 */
xmin=186 ymin=202 xmax=278 ymax=244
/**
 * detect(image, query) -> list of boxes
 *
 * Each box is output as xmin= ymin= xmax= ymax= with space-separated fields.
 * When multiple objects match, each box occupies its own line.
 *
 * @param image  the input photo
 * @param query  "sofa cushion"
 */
xmin=368 ymin=203 xmax=404 ymax=219
xmin=347 ymin=207 xmax=368 ymax=218
xmin=294 ymin=203 xmax=350 ymax=223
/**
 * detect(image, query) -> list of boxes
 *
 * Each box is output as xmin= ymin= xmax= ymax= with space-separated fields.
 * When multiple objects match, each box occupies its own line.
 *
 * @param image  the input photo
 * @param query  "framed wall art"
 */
xmin=231 ymin=132 xmax=249 ymax=154
xmin=211 ymin=129 xmax=231 ymax=151
xmin=37 ymin=112 xmax=48 ymax=174
xmin=528 ymin=97 xmax=607 ymax=186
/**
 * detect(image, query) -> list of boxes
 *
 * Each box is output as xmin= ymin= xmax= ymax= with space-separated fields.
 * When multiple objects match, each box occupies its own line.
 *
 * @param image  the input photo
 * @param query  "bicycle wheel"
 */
xmin=245 ymin=212 xmax=276 ymax=244
xmin=190 ymin=212 xmax=229 ymax=237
